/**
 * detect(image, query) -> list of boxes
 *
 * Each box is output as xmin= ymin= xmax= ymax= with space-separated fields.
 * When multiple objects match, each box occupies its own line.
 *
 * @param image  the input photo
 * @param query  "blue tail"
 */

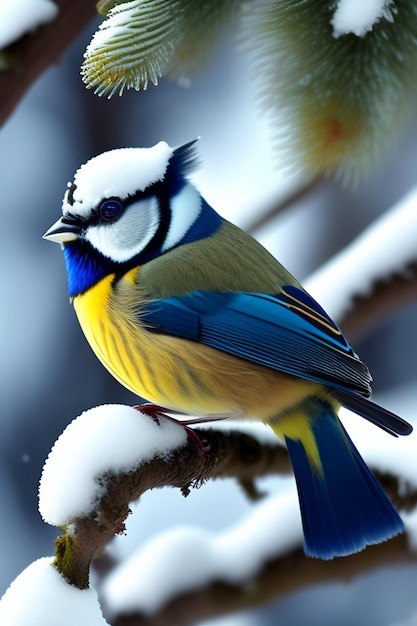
xmin=284 ymin=398 xmax=404 ymax=559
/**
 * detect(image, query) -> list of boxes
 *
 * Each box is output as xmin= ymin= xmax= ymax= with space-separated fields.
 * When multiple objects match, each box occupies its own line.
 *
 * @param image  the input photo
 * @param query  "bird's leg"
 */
xmin=134 ymin=403 xmax=211 ymax=454
xmin=133 ymin=403 xmax=188 ymax=421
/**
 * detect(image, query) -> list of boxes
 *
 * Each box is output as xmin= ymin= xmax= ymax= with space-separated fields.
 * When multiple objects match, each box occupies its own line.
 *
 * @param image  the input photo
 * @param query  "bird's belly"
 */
xmin=73 ymin=276 xmax=318 ymax=421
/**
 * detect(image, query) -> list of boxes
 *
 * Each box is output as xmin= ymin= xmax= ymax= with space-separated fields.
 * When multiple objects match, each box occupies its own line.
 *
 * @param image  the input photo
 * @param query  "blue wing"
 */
xmin=143 ymin=285 xmax=372 ymax=397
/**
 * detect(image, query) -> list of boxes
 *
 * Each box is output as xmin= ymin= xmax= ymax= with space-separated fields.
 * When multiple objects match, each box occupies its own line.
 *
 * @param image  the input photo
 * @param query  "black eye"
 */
xmin=99 ymin=198 xmax=123 ymax=221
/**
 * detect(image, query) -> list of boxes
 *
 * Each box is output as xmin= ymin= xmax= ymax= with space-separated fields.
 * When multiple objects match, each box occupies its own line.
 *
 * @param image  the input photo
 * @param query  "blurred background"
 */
xmin=0 ymin=13 xmax=416 ymax=625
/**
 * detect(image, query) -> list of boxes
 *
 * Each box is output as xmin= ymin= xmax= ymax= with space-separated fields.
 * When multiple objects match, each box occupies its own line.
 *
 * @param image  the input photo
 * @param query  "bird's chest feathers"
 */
xmin=73 ymin=274 xmax=115 ymax=365
xmin=72 ymin=269 xmax=149 ymax=384
xmin=72 ymin=268 xmax=208 ymax=408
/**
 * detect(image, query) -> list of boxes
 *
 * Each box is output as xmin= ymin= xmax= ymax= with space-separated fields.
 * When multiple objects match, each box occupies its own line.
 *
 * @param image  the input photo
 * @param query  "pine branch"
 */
xmin=81 ymin=0 xmax=241 ymax=97
xmin=0 ymin=0 xmax=97 ymax=127
xmin=240 ymin=0 xmax=417 ymax=182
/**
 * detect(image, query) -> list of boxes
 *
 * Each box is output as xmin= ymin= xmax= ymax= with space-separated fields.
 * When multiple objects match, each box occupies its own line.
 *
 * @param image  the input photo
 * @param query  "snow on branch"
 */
xmin=0 ymin=397 xmax=412 ymax=623
xmin=108 ymin=536 xmax=417 ymax=626
xmin=102 ymin=491 xmax=302 ymax=619
xmin=38 ymin=405 xmax=290 ymax=590
xmin=0 ymin=0 xmax=96 ymax=126
xmin=331 ymin=0 xmax=395 ymax=38
xmin=0 ymin=0 xmax=58 ymax=50
xmin=0 ymin=557 xmax=108 ymax=626
xmin=102 ymin=449 xmax=417 ymax=624
xmin=39 ymin=405 xmax=189 ymax=527
xmin=81 ymin=0 xmax=241 ymax=98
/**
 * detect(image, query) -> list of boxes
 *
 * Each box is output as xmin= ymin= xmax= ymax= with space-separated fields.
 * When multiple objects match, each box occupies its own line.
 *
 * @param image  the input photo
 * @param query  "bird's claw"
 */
xmin=134 ymin=403 xmax=211 ymax=454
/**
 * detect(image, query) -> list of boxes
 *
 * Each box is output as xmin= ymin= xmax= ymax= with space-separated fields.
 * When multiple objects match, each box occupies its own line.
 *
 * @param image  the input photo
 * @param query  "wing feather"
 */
xmin=144 ymin=287 xmax=372 ymax=397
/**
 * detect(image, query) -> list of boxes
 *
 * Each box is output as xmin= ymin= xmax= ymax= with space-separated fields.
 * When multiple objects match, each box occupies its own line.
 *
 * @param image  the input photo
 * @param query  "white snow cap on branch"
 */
xmin=0 ymin=557 xmax=109 ymax=625
xmin=305 ymin=185 xmax=417 ymax=323
xmin=102 ymin=490 xmax=302 ymax=617
xmin=0 ymin=0 xmax=58 ymax=50
xmin=38 ymin=404 xmax=187 ymax=526
xmin=332 ymin=0 xmax=395 ymax=37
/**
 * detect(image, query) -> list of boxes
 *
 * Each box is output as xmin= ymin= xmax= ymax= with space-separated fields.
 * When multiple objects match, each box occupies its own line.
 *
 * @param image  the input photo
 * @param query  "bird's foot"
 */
xmin=134 ymin=403 xmax=211 ymax=454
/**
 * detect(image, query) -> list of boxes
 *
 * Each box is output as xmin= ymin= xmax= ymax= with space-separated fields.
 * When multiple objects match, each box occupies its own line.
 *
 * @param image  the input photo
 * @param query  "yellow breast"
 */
xmin=73 ymin=268 xmax=319 ymax=420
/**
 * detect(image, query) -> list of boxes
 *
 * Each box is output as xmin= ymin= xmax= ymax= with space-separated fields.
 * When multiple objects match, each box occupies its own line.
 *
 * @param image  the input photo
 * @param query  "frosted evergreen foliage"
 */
xmin=82 ymin=0 xmax=240 ymax=97
xmin=240 ymin=0 xmax=417 ymax=182
xmin=82 ymin=0 xmax=182 ymax=97
xmin=164 ymin=0 xmax=241 ymax=82
xmin=83 ymin=0 xmax=417 ymax=179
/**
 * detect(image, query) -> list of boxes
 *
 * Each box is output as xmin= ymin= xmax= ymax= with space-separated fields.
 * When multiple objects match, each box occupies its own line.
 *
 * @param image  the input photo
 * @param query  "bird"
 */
xmin=44 ymin=139 xmax=412 ymax=560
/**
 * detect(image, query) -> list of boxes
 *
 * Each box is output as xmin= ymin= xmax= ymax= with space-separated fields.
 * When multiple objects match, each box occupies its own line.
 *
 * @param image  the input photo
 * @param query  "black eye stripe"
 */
xmin=64 ymin=187 xmax=165 ymax=230
xmin=62 ymin=211 xmax=81 ymax=226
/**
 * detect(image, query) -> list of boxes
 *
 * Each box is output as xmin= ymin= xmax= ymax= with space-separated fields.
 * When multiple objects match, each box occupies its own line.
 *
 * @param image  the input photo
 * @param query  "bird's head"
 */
xmin=43 ymin=140 xmax=221 ymax=297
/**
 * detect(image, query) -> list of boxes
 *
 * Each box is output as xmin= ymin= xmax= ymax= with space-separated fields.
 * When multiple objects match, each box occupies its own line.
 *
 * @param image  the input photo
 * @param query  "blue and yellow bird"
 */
xmin=44 ymin=140 xmax=412 ymax=559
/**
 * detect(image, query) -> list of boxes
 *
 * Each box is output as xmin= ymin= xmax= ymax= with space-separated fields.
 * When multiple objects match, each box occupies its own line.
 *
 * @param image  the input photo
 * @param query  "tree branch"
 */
xmin=54 ymin=427 xmax=291 ymax=589
xmin=111 ymin=534 xmax=417 ymax=626
xmin=0 ymin=0 xmax=97 ymax=127
xmin=340 ymin=261 xmax=417 ymax=341
xmin=51 ymin=422 xmax=417 ymax=625
xmin=245 ymin=176 xmax=322 ymax=235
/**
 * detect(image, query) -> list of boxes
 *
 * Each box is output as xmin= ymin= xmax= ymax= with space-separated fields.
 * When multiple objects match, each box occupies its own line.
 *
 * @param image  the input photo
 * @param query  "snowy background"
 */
xmin=0 ymin=7 xmax=417 ymax=626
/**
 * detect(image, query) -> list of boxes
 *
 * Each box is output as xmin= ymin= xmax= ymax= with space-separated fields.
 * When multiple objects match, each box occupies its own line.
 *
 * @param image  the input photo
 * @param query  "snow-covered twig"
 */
xmin=109 ymin=535 xmax=416 ymax=626
xmin=0 ymin=0 xmax=96 ymax=126
xmin=339 ymin=260 xmax=417 ymax=340
xmin=38 ymin=407 xmax=290 ymax=590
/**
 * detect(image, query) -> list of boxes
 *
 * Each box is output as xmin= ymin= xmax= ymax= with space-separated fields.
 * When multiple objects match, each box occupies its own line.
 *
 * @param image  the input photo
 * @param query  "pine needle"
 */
xmin=240 ymin=0 xmax=417 ymax=183
xmin=81 ymin=0 xmax=182 ymax=97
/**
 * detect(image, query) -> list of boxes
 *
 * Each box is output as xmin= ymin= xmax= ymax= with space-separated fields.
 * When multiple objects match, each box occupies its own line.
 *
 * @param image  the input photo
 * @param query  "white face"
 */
xmin=79 ymin=184 xmax=203 ymax=262
xmin=83 ymin=196 xmax=161 ymax=263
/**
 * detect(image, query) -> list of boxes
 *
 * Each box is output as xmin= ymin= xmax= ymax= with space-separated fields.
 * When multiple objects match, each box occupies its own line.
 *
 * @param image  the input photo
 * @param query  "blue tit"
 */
xmin=44 ymin=139 xmax=412 ymax=560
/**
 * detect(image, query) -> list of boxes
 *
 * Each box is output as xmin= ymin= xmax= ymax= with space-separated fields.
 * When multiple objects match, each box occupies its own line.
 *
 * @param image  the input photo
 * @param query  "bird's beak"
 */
xmin=43 ymin=217 xmax=81 ymax=244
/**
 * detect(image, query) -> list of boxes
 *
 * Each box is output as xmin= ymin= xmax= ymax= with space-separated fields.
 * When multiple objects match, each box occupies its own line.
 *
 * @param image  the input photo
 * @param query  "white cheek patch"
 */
xmin=85 ymin=197 xmax=160 ymax=262
xmin=162 ymin=184 xmax=202 ymax=252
